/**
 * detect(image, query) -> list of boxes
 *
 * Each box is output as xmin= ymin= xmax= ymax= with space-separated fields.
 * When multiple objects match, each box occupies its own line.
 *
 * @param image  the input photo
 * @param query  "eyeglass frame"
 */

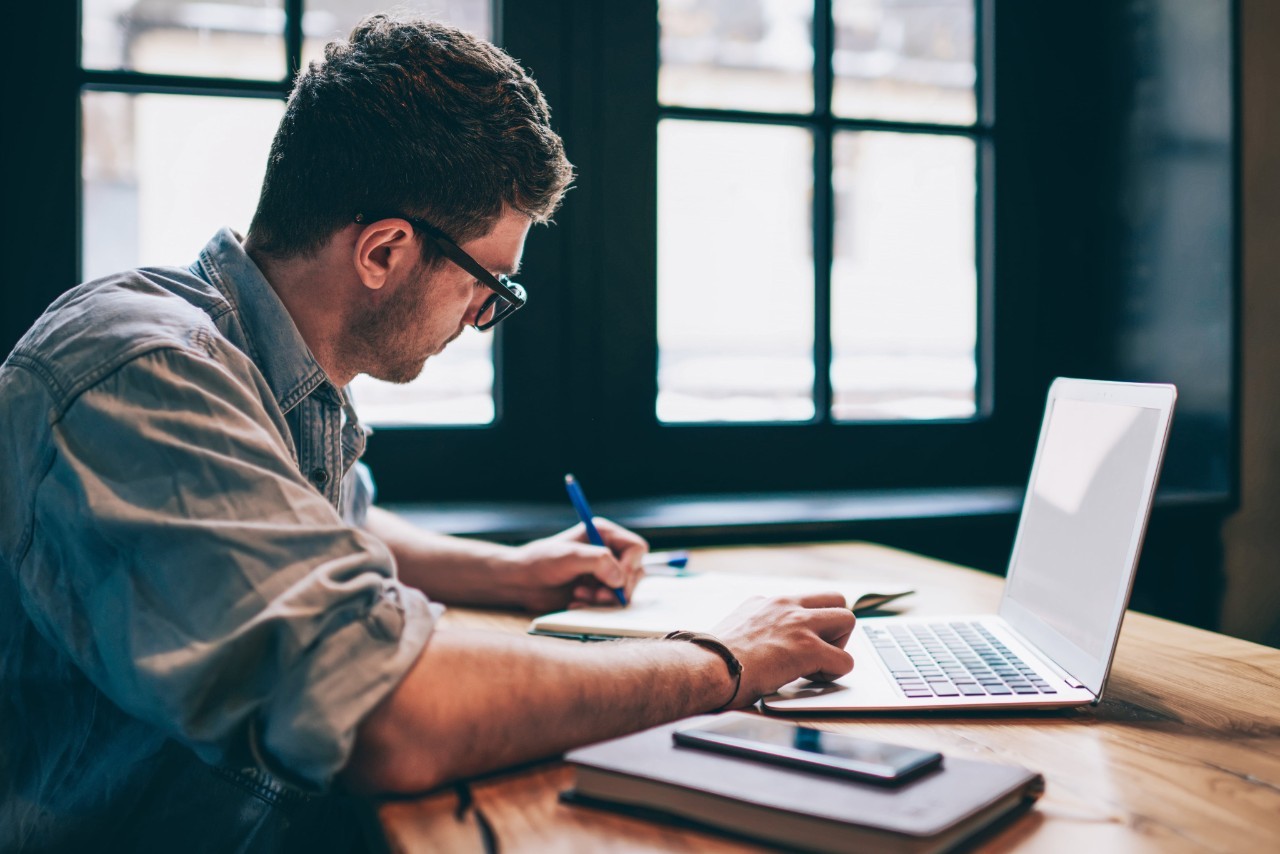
xmin=354 ymin=212 xmax=528 ymax=331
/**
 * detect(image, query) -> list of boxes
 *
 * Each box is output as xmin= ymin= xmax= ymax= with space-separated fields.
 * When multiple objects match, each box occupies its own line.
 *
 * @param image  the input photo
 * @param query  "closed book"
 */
xmin=562 ymin=714 xmax=1044 ymax=854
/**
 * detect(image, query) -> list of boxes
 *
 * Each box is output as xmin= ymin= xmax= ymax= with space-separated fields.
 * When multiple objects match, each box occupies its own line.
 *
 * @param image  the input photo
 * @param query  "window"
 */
xmin=78 ymin=0 xmax=495 ymax=427
xmin=656 ymin=0 xmax=984 ymax=423
xmin=66 ymin=1 xmax=1002 ymax=502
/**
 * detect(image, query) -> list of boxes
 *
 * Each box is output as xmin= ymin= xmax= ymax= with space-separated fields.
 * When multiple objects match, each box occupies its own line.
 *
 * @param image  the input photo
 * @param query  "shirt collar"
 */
xmin=195 ymin=227 xmax=338 ymax=414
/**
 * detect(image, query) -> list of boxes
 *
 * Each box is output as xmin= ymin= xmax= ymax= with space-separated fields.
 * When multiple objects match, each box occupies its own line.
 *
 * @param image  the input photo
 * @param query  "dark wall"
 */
xmin=1000 ymin=0 xmax=1236 ymax=500
xmin=1 ymin=5 xmax=78 ymax=358
xmin=1222 ymin=0 xmax=1280 ymax=648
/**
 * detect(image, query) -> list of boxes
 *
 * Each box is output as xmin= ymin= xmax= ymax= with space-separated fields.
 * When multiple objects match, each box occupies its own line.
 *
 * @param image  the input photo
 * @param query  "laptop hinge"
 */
xmin=999 ymin=620 xmax=1090 ymax=690
xmin=1034 ymin=651 xmax=1089 ymax=690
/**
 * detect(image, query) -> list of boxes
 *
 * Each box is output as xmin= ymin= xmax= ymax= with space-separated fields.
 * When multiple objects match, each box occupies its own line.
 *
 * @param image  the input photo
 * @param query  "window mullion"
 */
xmin=813 ymin=0 xmax=835 ymax=422
xmin=285 ymin=0 xmax=304 ymax=85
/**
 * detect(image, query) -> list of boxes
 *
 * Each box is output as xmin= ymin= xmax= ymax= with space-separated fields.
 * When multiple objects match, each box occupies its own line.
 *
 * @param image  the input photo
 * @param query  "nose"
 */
xmin=463 ymin=289 xmax=492 ymax=329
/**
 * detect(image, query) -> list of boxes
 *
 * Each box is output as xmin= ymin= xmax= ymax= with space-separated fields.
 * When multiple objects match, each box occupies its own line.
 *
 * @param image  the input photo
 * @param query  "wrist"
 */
xmin=664 ymin=630 xmax=744 ymax=712
xmin=483 ymin=544 xmax=530 ymax=607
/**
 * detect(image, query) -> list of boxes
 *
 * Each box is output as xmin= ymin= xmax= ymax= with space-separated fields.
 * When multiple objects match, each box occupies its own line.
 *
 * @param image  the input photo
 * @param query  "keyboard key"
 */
xmin=877 ymin=647 xmax=913 ymax=672
xmin=931 ymin=685 xmax=960 ymax=697
xmin=958 ymin=684 xmax=987 ymax=695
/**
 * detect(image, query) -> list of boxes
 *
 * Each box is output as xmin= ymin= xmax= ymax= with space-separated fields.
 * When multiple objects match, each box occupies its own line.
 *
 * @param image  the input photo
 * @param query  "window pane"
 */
xmin=659 ymin=0 xmax=813 ymax=114
xmin=302 ymin=0 xmax=492 ymax=66
xmin=831 ymin=131 xmax=976 ymax=421
xmin=82 ymin=0 xmax=287 ymax=80
xmin=832 ymin=0 xmax=976 ymax=125
xmin=658 ymin=120 xmax=814 ymax=423
xmin=81 ymin=91 xmax=281 ymax=279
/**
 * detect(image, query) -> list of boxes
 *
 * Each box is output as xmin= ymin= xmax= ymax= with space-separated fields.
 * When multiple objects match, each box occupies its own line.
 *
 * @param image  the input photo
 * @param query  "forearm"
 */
xmin=363 ymin=506 xmax=642 ymax=611
xmin=344 ymin=629 xmax=733 ymax=793
xmin=363 ymin=505 xmax=520 ymax=607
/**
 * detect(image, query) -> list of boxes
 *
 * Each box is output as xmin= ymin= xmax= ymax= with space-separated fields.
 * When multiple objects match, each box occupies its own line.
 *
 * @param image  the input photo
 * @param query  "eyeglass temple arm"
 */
xmin=414 ymin=224 xmax=525 ymax=305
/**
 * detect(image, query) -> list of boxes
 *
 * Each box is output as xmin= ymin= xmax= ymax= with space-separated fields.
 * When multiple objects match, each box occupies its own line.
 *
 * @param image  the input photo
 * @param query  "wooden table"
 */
xmin=379 ymin=543 xmax=1280 ymax=853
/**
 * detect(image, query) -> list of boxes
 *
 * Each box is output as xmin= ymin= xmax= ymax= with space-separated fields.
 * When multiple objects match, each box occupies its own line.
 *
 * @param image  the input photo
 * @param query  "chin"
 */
xmin=368 ymin=359 xmax=429 ymax=385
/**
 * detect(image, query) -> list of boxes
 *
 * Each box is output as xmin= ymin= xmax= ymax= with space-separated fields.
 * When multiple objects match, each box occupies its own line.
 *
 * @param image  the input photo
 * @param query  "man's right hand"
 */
xmin=347 ymin=590 xmax=857 ymax=794
xmin=711 ymin=593 xmax=857 ymax=709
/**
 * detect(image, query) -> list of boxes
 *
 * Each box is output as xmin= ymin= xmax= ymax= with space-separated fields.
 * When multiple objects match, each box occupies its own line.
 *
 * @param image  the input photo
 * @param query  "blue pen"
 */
xmin=564 ymin=473 xmax=628 ymax=606
xmin=642 ymin=550 xmax=690 ymax=574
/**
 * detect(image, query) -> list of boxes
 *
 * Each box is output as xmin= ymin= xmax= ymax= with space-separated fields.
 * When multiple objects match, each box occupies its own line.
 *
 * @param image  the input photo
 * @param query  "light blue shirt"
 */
xmin=0 ymin=229 xmax=438 ymax=850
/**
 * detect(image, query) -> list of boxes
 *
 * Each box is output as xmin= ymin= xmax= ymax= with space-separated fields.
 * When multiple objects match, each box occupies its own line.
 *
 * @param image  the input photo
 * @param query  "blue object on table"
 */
xmin=564 ymin=474 xmax=628 ymax=606
xmin=642 ymin=551 xmax=691 ymax=574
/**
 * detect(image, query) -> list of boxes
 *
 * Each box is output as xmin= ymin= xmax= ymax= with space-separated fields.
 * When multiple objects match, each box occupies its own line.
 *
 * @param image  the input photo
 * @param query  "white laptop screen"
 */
xmin=1002 ymin=396 xmax=1166 ymax=687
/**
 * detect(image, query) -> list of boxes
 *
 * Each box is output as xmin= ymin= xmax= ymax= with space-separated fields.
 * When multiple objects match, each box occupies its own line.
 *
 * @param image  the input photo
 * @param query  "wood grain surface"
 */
xmin=379 ymin=543 xmax=1280 ymax=854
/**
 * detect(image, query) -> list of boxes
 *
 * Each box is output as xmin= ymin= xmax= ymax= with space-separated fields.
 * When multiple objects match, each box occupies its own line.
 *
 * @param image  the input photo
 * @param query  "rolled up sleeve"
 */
xmin=19 ymin=345 xmax=437 ymax=790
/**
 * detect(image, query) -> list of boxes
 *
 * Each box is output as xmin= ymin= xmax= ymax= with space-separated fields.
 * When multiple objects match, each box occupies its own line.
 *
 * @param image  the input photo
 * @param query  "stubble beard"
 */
xmin=347 ymin=264 xmax=439 ymax=385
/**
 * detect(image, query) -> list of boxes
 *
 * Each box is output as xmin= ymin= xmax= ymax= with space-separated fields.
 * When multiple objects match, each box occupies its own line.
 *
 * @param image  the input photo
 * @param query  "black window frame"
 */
xmin=8 ymin=1 xmax=1237 ymax=518
xmin=383 ymin=0 xmax=1024 ymax=504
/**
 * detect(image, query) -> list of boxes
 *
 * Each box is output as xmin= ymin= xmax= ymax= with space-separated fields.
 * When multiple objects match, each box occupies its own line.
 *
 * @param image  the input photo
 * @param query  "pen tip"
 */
xmin=564 ymin=473 xmax=576 ymax=485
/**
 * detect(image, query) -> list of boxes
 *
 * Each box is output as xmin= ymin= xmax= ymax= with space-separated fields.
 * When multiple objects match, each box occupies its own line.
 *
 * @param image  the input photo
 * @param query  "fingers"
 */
xmin=592 ymin=517 xmax=649 ymax=562
xmin=781 ymin=604 xmax=855 ymax=682
xmin=774 ymin=592 xmax=856 ymax=649
xmin=591 ymin=516 xmax=646 ymax=543
xmin=802 ymin=606 xmax=857 ymax=649
xmin=567 ymin=545 xmax=627 ymax=591
xmin=558 ymin=517 xmax=649 ymax=571
xmin=569 ymin=565 xmax=646 ymax=607
xmin=552 ymin=518 xmax=647 ymax=607
xmin=550 ymin=541 xmax=646 ymax=608
xmin=802 ymin=642 xmax=856 ymax=683
xmin=783 ymin=590 xmax=850 ymax=610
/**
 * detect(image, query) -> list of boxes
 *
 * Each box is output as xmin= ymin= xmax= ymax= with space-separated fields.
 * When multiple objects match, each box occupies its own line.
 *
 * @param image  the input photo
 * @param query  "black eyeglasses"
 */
xmin=354 ymin=213 xmax=527 ymax=330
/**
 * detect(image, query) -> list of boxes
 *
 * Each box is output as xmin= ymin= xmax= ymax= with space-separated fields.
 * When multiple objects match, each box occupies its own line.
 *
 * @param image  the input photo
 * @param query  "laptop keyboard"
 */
xmin=866 ymin=621 xmax=1058 ymax=699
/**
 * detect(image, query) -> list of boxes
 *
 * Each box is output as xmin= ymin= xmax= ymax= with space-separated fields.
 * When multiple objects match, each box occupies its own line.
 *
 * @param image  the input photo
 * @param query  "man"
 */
xmin=0 ymin=15 xmax=855 ymax=852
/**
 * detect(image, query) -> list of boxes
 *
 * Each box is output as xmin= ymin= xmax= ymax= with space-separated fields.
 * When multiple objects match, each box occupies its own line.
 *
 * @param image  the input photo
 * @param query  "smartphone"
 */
xmin=673 ymin=717 xmax=942 ymax=784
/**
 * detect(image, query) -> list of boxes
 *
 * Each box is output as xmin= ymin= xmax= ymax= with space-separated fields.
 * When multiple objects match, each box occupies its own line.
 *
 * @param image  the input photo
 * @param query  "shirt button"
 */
xmin=310 ymin=468 xmax=330 ymax=487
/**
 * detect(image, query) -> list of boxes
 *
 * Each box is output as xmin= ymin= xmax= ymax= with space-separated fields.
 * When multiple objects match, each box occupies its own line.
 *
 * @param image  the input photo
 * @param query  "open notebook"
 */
xmin=528 ymin=572 xmax=913 ymax=640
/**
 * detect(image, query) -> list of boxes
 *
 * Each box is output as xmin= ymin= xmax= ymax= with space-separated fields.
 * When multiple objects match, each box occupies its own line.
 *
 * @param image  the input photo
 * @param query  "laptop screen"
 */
xmin=1001 ymin=393 xmax=1170 ymax=693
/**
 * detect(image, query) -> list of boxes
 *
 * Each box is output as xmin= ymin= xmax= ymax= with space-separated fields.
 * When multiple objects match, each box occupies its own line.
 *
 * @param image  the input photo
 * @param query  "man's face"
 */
xmin=351 ymin=210 xmax=531 ymax=384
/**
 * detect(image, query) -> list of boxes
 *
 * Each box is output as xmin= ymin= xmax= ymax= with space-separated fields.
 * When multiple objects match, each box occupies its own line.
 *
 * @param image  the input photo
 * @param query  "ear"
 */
xmin=352 ymin=218 xmax=419 ymax=292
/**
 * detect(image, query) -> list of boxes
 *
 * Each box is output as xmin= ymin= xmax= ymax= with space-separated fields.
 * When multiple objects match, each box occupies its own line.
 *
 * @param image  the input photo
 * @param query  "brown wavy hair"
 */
xmin=247 ymin=14 xmax=574 ymax=259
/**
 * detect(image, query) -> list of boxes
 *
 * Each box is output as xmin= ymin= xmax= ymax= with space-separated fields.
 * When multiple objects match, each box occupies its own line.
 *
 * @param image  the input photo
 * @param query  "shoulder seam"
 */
xmin=5 ymin=353 xmax=69 ymax=402
xmin=24 ymin=341 xmax=215 ymax=426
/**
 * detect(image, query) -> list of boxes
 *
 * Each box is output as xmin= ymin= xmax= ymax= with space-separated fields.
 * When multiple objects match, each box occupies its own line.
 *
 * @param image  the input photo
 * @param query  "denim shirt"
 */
xmin=0 ymin=229 xmax=438 ymax=852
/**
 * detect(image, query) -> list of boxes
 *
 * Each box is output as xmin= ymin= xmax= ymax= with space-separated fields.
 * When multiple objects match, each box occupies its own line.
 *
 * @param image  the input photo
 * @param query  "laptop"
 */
xmin=763 ymin=378 xmax=1177 ymax=713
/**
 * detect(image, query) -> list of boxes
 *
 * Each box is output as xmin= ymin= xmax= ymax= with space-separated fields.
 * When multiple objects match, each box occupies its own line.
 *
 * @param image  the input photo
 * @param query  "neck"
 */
xmin=246 ymin=240 xmax=358 ymax=387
